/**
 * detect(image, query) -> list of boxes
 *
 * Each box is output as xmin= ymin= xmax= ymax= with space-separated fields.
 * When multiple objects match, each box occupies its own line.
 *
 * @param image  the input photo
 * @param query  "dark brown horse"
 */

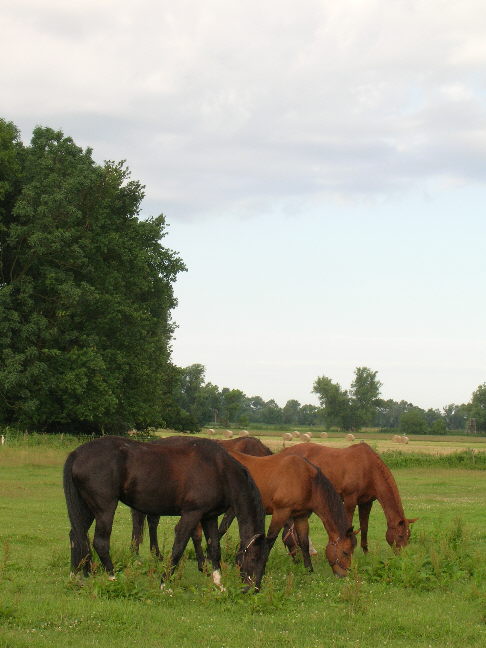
xmin=222 ymin=449 xmax=358 ymax=576
xmin=131 ymin=435 xmax=272 ymax=563
xmin=279 ymin=442 xmax=417 ymax=553
xmin=63 ymin=436 xmax=268 ymax=590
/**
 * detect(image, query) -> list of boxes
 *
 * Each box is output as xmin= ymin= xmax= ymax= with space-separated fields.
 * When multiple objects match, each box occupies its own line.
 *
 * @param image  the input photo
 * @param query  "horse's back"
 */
xmin=219 ymin=437 xmax=273 ymax=456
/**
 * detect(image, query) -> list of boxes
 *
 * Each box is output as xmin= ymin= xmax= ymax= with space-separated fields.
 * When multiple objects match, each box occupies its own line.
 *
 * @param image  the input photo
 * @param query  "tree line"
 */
xmin=169 ymin=364 xmax=485 ymax=434
xmin=1 ymin=119 xmax=484 ymax=436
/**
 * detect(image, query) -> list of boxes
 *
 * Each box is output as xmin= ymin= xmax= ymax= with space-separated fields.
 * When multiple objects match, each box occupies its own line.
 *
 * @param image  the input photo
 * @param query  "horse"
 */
xmin=278 ymin=442 xmax=417 ymax=554
xmin=63 ymin=436 xmax=268 ymax=591
xmin=130 ymin=435 xmax=273 ymax=562
xmin=221 ymin=449 xmax=358 ymax=577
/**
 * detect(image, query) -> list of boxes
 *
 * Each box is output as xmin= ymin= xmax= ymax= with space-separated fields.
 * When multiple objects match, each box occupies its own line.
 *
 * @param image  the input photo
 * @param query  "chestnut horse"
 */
xmin=279 ymin=442 xmax=417 ymax=553
xmin=222 ymin=449 xmax=358 ymax=577
xmin=130 ymin=435 xmax=273 ymax=562
xmin=63 ymin=436 xmax=268 ymax=590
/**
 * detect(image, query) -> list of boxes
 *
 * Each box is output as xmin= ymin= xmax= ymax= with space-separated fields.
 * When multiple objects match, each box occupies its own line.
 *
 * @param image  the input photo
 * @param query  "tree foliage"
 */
xmin=313 ymin=367 xmax=382 ymax=430
xmin=0 ymin=120 xmax=185 ymax=433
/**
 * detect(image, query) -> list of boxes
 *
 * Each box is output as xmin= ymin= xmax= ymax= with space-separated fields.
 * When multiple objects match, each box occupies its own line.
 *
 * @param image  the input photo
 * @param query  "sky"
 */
xmin=2 ymin=1 xmax=486 ymax=410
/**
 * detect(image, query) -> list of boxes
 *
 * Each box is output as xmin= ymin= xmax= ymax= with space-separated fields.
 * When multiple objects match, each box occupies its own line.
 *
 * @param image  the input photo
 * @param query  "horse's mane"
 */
xmin=306 ymin=459 xmax=350 ymax=535
xmin=360 ymin=444 xmax=404 ymax=513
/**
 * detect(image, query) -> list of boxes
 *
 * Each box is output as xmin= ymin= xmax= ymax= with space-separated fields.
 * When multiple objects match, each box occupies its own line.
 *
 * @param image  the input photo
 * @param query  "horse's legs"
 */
xmin=218 ymin=509 xmax=235 ymax=538
xmin=92 ymin=504 xmax=118 ymax=577
xmin=191 ymin=523 xmax=206 ymax=572
xmin=358 ymin=501 xmax=373 ymax=552
xmin=281 ymin=520 xmax=299 ymax=559
xmin=130 ymin=509 xmax=145 ymax=554
xmin=293 ymin=516 xmax=313 ymax=571
xmin=69 ymin=511 xmax=94 ymax=576
xmin=201 ymin=517 xmax=224 ymax=588
xmin=147 ymin=515 xmax=162 ymax=557
xmin=266 ymin=510 xmax=293 ymax=556
xmin=163 ymin=510 xmax=202 ymax=584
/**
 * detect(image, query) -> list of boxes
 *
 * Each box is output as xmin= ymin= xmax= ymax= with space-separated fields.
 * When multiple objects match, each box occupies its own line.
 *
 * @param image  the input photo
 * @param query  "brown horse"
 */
xmin=130 ymin=435 xmax=273 ymax=563
xmin=63 ymin=436 xmax=268 ymax=590
xmin=279 ymin=442 xmax=417 ymax=553
xmin=222 ymin=449 xmax=358 ymax=577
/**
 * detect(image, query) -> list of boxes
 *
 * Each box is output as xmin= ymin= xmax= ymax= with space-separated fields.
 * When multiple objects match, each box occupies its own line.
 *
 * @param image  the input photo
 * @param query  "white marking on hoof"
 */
xmin=108 ymin=574 xmax=116 ymax=581
xmin=309 ymin=537 xmax=318 ymax=555
xmin=212 ymin=569 xmax=226 ymax=591
xmin=160 ymin=583 xmax=173 ymax=593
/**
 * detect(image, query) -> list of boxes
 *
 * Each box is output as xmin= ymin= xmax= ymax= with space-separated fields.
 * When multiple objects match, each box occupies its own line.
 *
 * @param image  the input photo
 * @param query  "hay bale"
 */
xmin=345 ymin=433 xmax=355 ymax=442
xmin=302 ymin=433 xmax=312 ymax=442
xmin=223 ymin=429 xmax=233 ymax=439
xmin=282 ymin=432 xmax=293 ymax=441
xmin=207 ymin=428 xmax=216 ymax=436
xmin=292 ymin=430 xmax=300 ymax=438
xmin=402 ymin=436 xmax=409 ymax=444
xmin=239 ymin=430 xmax=249 ymax=437
xmin=320 ymin=431 xmax=328 ymax=439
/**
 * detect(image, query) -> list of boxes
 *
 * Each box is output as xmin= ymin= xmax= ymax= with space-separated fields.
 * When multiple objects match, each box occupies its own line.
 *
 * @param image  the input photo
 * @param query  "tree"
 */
xmin=313 ymin=367 xmax=382 ymax=430
xmin=282 ymin=399 xmax=301 ymax=425
xmin=349 ymin=367 xmax=382 ymax=428
xmin=312 ymin=375 xmax=351 ymax=429
xmin=469 ymin=383 xmax=486 ymax=432
xmin=399 ymin=409 xmax=428 ymax=435
xmin=442 ymin=404 xmax=468 ymax=431
xmin=0 ymin=120 xmax=185 ymax=433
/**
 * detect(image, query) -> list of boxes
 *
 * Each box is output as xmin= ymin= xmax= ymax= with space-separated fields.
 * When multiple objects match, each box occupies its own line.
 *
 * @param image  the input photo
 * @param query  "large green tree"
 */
xmin=0 ymin=120 xmax=185 ymax=433
xmin=469 ymin=383 xmax=486 ymax=432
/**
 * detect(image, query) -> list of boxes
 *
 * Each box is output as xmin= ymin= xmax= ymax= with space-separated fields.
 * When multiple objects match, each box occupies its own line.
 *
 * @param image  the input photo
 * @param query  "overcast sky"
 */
xmin=2 ymin=1 xmax=486 ymax=409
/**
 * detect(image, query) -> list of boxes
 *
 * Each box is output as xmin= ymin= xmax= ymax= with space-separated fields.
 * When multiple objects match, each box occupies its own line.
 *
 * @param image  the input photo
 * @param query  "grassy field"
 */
xmin=0 ymin=438 xmax=485 ymax=648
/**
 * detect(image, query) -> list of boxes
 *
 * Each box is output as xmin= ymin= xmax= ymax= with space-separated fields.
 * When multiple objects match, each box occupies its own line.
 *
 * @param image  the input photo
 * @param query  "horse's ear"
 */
xmin=407 ymin=518 xmax=418 ymax=524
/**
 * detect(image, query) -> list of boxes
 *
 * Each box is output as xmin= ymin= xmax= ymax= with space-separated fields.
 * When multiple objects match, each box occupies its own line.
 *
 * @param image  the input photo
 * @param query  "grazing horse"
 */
xmin=130 ymin=435 xmax=272 ymax=562
xmin=63 ymin=436 xmax=267 ymax=590
xmin=279 ymin=442 xmax=417 ymax=553
xmin=221 ymin=449 xmax=358 ymax=577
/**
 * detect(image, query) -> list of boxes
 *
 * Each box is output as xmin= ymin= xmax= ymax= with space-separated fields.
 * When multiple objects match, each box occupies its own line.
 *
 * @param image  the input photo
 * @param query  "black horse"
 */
xmin=130 ymin=435 xmax=273 ymax=564
xmin=63 ymin=436 xmax=268 ymax=590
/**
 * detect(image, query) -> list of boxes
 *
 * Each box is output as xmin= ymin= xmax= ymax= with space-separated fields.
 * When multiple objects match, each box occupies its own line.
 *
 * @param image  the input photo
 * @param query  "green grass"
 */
xmin=0 ymin=444 xmax=485 ymax=647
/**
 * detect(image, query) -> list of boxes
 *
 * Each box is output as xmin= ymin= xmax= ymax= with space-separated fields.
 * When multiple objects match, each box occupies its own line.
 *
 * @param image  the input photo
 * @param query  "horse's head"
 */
xmin=236 ymin=533 xmax=267 ymax=592
xmin=325 ymin=527 xmax=359 ymax=578
xmin=386 ymin=518 xmax=418 ymax=551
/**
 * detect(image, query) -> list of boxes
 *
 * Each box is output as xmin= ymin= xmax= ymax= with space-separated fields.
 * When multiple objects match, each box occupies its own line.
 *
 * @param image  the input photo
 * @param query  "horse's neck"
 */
xmin=371 ymin=459 xmax=405 ymax=525
xmin=312 ymin=475 xmax=348 ymax=539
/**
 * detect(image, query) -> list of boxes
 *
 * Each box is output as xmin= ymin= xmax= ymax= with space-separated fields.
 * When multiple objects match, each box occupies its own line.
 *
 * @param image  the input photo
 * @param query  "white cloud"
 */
xmin=3 ymin=0 xmax=486 ymax=217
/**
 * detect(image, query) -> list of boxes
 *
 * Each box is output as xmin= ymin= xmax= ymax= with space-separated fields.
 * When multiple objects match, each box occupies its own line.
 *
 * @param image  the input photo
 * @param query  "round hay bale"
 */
xmin=402 ymin=436 xmax=409 ymax=444
xmin=282 ymin=432 xmax=293 ymax=441
xmin=345 ymin=433 xmax=355 ymax=441
xmin=320 ymin=431 xmax=328 ymax=439
xmin=207 ymin=428 xmax=216 ymax=436
xmin=302 ymin=433 xmax=312 ymax=442
xmin=239 ymin=430 xmax=249 ymax=437
xmin=223 ymin=430 xmax=233 ymax=439
xmin=292 ymin=430 xmax=300 ymax=438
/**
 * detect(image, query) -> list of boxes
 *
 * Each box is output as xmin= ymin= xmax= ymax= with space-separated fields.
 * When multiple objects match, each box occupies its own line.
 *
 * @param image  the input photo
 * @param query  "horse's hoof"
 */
xmin=108 ymin=574 xmax=116 ymax=581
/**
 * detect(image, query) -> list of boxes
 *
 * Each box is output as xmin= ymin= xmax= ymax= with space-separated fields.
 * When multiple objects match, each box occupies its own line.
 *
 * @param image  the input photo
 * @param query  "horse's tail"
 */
xmin=63 ymin=452 xmax=93 ymax=573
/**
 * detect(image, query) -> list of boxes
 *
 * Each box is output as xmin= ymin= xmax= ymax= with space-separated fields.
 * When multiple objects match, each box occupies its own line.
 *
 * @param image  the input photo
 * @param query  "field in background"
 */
xmin=0 ymin=439 xmax=485 ymax=647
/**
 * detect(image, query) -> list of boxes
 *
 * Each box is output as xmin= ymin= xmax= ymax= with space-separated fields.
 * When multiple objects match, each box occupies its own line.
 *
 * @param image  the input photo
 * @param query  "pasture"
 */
xmin=0 ymin=436 xmax=485 ymax=648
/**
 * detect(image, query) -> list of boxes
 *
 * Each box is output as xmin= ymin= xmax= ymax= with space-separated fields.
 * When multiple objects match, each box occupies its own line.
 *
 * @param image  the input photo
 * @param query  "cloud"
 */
xmin=3 ymin=0 xmax=486 ymax=218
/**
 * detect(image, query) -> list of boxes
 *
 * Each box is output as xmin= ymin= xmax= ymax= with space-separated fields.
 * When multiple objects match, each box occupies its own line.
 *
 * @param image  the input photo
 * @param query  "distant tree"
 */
xmin=430 ymin=418 xmax=447 ymax=435
xmin=424 ymin=408 xmax=443 ymax=426
xmin=220 ymin=388 xmax=246 ymax=425
xmin=348 ymin=367 xmax=382 ymax=428
xmin=469 ymin=383 xmax=486 ymax=432
xmin=442 ymin=404 xmax=468 ymax=430
xmin=282 ymin=399 xmax=301 ymax=425
xmin=0 ymin=120 xmax=185 ymax=433
xmin=312 ymin=375 xmax=350 ymax=429
xmin=399 ymin=409 xmax=428 ymax=435
xmin=374 ymin=399 xmax=413 ymax=429
xmin=260 ymin=399 xmax=283 ymax=425
xmin=313 ymin=367 xmax=381 ymax=430
xmin=298 ymin=404 xmax=320 ymax=426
